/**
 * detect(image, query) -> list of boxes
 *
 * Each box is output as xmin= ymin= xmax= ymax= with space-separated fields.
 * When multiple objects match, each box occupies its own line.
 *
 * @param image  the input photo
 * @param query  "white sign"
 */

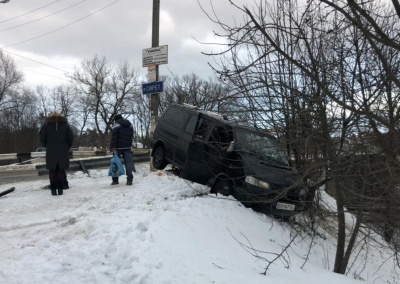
xmin=142 ymin=45 xmax=168 ymax=67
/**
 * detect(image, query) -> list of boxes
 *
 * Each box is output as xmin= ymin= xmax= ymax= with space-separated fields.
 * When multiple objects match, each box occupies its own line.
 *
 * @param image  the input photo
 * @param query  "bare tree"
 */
xmin=69 ymin=56 xmax=140 ymax=149
xmin=0 ymin=51 xmax=24 ymax=111
xmin=200 ymin=0 xmax=400 ymax=275
xmin=131 ymin=91 xmax=151 ymax=147
xmin=69 ymin=55 xmax=109 ymax=147
xmin=0 ymin=88 xmax=40 ymax=153
xmin=74 ymin=92 xmax=92 ymax=147
xmin=161 ymin=73 xmax=234 ymax=113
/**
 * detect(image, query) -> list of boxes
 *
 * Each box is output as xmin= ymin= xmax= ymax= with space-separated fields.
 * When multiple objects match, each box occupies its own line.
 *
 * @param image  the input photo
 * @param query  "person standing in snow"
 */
xmin=40 ymin=112 xmax=74 ymax=196
xmin=109 ymin=114 xmax=136 ymax=185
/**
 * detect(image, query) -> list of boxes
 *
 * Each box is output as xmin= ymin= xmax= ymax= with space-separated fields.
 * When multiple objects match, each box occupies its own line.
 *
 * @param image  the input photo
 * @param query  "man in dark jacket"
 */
xmin=40 ymin=112 xmax=74 ymax=196
xmin=109 ymin=114 xmax=136 ymax=185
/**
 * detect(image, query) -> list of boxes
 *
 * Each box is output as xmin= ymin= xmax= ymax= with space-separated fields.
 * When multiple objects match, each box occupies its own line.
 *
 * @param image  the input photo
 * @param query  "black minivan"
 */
xmin=151 ymin=104 xmax=305 ymax=217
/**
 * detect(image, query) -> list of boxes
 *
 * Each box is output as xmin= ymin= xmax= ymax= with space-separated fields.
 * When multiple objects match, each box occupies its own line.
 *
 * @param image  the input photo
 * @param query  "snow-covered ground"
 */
xmin=0 ymin=163 xmax=398 ymax=284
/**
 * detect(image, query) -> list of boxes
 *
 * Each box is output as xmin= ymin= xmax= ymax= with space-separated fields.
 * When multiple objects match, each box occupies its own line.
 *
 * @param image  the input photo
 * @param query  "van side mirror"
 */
xmin=227 ymin=140 xmax=234 ymax=152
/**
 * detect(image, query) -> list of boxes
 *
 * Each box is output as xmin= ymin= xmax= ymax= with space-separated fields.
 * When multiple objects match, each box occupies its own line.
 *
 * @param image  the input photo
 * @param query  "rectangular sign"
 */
xmin=142 ymin=45 xmax=168 ymax=67
xmin=142 ymin=81 xmax=164 ymax=95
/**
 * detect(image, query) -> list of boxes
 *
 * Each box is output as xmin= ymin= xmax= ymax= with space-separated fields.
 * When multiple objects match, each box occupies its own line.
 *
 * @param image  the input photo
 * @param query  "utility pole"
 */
xmin=150 ymin=0 xmax=160 ymax=171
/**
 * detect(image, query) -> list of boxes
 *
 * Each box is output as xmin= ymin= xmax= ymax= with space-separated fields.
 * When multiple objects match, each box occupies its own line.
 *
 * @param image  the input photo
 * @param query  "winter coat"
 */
xmin=40 ymin=113 xmax=74 ymax=170
xmin=110 ymin=118 xmax=134 ymax=151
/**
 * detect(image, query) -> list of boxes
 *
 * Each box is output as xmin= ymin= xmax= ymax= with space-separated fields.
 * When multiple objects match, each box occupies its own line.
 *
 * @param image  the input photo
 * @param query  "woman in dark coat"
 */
xmin=40 ymin=112 xmax=73 ymax=196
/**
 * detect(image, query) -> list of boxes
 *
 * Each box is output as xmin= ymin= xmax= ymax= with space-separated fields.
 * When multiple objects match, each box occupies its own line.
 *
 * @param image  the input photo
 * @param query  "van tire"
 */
xmin=152 ymin=146 xmax=168 ymax=170
xmin=214 ymin=179 xmax=234 ymax=196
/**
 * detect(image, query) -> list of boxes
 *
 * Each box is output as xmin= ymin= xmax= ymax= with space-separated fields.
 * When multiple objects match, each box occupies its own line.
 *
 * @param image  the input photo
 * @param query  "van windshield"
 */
xmin=235 ymin=128 xmax=289 ymax=165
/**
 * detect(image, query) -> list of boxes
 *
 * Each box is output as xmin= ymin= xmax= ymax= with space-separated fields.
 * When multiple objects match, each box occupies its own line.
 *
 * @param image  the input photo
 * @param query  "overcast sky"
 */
xmin=0 ymin=0 xmax=246 ymax=88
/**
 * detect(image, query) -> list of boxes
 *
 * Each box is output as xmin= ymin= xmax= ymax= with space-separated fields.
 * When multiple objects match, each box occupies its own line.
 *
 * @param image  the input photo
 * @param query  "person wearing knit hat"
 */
xmin=109 ymin=114 xmax=136 ymax=185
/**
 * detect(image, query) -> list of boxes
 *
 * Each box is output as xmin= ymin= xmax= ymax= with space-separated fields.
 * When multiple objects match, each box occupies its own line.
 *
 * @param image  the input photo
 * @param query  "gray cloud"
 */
xmin=0 ymin=0 xmax=247 ymax=87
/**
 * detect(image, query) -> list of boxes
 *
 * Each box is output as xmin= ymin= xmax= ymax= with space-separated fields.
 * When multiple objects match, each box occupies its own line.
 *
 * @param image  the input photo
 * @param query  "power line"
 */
xmin=0 ymin=0 xmax=121 ymax=49
xmin=0 ymin=0 xmax=89 ymax=32
xmin=2 ymin=49 xmax=71 ymax=74
xmin=22 ymin=67 xmax=70 ymax=81
xmin=0 ymin=0 xmax=122 ymax=83
xmin=0 ymin=0 xmax=64 ymax=24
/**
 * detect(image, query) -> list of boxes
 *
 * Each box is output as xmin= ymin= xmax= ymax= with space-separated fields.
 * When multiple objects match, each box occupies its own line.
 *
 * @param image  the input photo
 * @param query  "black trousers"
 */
xmin=49 ymin=165 xmax=66 ymax=188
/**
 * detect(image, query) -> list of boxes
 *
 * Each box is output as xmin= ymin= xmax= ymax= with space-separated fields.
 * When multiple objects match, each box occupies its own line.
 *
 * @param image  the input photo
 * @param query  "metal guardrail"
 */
xmin=35 ymin=149 xmax=151 ymax=176
xmin=0 ymin=149 xmax=150 ymax=162
xmin=0 ymin=153 xmax=18 ymax=161
xmin=0 ymin=151 xmax=109 ymax=161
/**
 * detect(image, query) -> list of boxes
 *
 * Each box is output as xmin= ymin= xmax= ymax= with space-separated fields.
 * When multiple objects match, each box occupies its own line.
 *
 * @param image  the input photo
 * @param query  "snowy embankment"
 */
xmin=0 ymin=163 xmax=398 ymax=284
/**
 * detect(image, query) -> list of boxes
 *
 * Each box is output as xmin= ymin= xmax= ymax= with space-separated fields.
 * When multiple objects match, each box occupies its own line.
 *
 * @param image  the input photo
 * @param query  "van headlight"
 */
xmin=245 ymin=176 xmax=270 ymax=189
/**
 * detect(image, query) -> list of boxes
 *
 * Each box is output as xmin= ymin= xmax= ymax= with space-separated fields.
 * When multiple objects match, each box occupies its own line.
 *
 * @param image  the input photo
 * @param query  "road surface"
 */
xmin=0 ymin=168 xmax=47 ymax=185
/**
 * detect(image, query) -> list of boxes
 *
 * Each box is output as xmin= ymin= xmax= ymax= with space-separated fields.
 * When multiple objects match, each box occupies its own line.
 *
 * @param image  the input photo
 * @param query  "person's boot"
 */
xmin=50 ymin=181 xmax=57 ymax=196
xmin=57 ymin=181 xmax=63 ymax=195
xmin=111 ymin=178 xmax=119 ymax=185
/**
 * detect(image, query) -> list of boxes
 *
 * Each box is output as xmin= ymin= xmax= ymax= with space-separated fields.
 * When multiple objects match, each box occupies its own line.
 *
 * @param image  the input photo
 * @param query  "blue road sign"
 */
xmin=142 ymin=81 xmax=163 ymax=95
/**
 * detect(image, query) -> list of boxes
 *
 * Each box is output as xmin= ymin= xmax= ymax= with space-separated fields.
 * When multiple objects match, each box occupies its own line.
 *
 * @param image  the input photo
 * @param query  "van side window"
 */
xmin=163 ymin=107 xmax=189 ymax=130
xmin=184 ymin=115 xmax=197 ymax=135
xmin=195 ymin=118 xmax=210 ymax=140
xmin=209 ymin=126 xmax=233 ymax=149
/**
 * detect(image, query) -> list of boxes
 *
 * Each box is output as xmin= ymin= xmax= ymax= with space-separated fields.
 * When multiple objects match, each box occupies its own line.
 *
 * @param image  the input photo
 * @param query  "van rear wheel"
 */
xmin=214 ymin=179 xmax=234 ymax=196
xmin=152 ymin=146 xmax=168 ymax=170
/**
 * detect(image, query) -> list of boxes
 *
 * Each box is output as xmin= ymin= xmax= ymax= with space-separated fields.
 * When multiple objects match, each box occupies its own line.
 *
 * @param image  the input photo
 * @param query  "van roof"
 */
xmin=177 ymin=103 xmax=227 ymax=121
xmin=172 ymin=103 xmax=278 ymax=140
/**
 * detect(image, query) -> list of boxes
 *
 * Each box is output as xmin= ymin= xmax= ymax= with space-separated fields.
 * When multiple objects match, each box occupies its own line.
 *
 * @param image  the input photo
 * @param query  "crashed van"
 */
xmin=151 ymin=104 xmax=305 ymax=217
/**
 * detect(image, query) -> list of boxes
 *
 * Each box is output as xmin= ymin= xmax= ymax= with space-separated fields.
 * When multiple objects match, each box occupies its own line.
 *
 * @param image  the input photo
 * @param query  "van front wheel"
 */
xmin=152 ymin=146 xmax=168 ymax=170
xmin=214 ymin=179 xmax=234 ymax=197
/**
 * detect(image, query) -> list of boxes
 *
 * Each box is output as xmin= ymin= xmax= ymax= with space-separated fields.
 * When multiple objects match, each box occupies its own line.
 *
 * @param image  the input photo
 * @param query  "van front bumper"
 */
xmin=234 ymin=183 xmax=305 ymax=217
